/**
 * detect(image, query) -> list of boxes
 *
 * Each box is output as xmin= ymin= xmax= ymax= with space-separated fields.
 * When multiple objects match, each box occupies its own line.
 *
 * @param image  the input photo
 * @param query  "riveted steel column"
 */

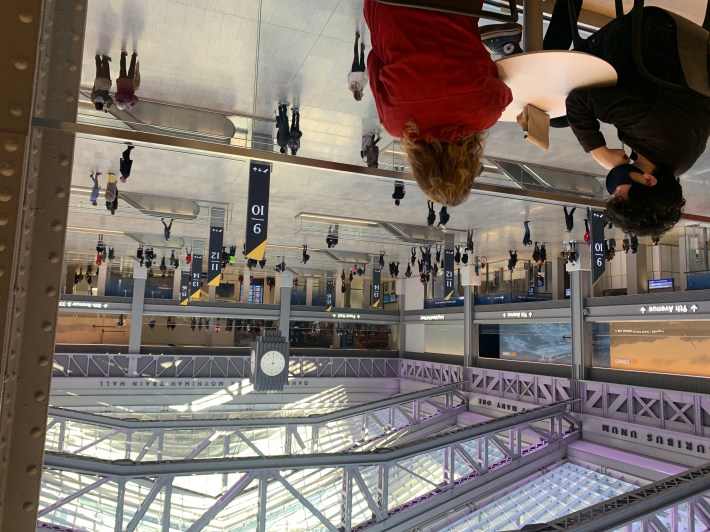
xmin=0 ymin=0 xmax=86 ymax=529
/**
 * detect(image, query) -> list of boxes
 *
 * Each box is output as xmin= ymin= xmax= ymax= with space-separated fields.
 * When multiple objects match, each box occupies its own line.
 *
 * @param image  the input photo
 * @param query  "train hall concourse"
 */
xmin=3 ymin=0 xmax=710 ymax=530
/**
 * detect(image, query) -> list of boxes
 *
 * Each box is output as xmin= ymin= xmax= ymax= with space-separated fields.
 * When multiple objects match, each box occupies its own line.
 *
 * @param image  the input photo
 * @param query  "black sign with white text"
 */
xmin=208 ymin=226 xmax=224 ymax=287
xmin=590 ymin=209 xmax=606 ymax=285
xmin=372 ymin=267 xmax=381 ymax=308
xmin=245 ymin=161 xmax=271 ymax=260
xmin=325 ymin=279 xmax=334 ymax=310
xmin=180 ymin=270 xmax=190 ymax=305
xmin=190 ymin=254 xmax=203 ymax=298
xmin=444 ymin=247 xmax=455 ymax=299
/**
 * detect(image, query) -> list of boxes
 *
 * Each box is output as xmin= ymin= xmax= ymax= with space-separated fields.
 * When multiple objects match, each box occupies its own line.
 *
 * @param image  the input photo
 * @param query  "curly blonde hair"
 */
xmin=401 ymin=122 xmax=486 ymax=206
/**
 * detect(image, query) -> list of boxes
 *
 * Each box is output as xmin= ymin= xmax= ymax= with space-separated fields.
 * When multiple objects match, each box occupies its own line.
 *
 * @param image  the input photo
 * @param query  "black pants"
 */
xmin=352 ymin=35 xmax=365 ymax=72
xmin=120 ymin=52 xmax=137 ymax=79
xmin=95 ymin=55 xmax=111 ymax=79
xmin=543 ymin=0 xmax=583 ymax=51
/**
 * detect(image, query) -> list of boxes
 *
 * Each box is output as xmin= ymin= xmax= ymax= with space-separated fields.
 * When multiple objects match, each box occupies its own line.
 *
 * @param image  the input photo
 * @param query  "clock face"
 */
xmin=260 ymin=350 xmax=286 ymax=377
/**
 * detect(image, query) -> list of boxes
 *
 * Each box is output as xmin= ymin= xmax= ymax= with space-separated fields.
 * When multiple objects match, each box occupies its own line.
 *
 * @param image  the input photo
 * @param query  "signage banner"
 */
xmin=325 ymin=279 xmax=334 ymax=310
xmin=444 ymin=248 xmax=455 ymax=300
xmin=245 ymin=161 xmax=272 ymax=260
xmin=590 ymin=208 xmax=606 ymax=285
xmin=189 ymin=254 xmax=203 ymax=299
xmin=179 ymin=270 xmax=191 ymax=305
xmin=207 ymin=226 xmax=224 ymax=287
xmin=371 ymin=267 xmax=382 ymax=308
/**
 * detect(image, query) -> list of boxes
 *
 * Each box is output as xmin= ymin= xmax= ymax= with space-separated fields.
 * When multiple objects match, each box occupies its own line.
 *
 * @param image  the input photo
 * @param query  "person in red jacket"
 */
xmin=364 ymin=0 xmax=514 ymax=206
xmin=115 ymin=50 xmax=139 ymax=111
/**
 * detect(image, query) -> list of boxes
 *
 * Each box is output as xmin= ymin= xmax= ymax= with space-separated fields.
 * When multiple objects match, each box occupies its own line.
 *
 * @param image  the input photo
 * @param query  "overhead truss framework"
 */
xmin=40 ymin=403 xmax=579 ymax=531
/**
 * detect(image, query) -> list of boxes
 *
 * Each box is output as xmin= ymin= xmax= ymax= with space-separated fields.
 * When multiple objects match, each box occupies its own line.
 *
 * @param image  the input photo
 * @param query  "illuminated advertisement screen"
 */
xmin=499 ymin=323 xmax=572 ymax=364
xmin=609 ymin=321 xmax=710 ymax=377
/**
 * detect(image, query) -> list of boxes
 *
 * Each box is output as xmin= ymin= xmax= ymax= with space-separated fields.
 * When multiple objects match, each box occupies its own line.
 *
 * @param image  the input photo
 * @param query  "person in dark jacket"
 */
xmin=522 ymin=220 xmax=532 ymax=246
xmin=563 ymin=7 xmax=709 ymax=237
xmin=563 ymin=206 xmax=575 ymax=232
xmin=275 ymin=103 xmax=289 ymax=154
xmin=392 ymin=181 xmax=405 ymax=206
xmin=507 ymin=250 xmax=518 ymax=271
xmin=362 ymin=133 xmax=381 ymax=168
xmin=162 ymin=218 xmax=173 ymax=241
xmin=426 ymin=201 xmax=436 ymax=227
xmin=91 ymin=55 xmax=113 ymax=111
xmin=119 ymin=143 xmax=134 ymax=182
xmin=288 ymin=107 xmax=302 ymax=155
xmin=115 ymin=51 xmax=139 ymax=110
xmin=438 ymin=206 xmax=450 ymax=228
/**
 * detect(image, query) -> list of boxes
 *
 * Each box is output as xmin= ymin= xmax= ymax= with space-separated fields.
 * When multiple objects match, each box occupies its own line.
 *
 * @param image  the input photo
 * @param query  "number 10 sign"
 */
xmin=245 ymin=161 xmax=272 ymax=260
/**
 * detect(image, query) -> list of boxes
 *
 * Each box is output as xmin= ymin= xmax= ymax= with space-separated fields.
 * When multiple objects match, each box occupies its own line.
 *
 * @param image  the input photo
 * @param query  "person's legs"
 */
xmin=122 ymin=145 xmax=133 ymax=160
xmin=543 ymin=0 xmax=583 ymax=51
xmin=359 ymin=40 xmax=365 ymax=69
xmin=95 ymin=55 xmax=102 ymax=78
xmin=120 ymin=52 xmax=127 ymax=78
xmin=128 ymin=52 xmax=137 ymax=79
xmin=101 ymin=56 xmax=111 ymax=78
xmin=353 ymin=32 xmax=360 ymax=71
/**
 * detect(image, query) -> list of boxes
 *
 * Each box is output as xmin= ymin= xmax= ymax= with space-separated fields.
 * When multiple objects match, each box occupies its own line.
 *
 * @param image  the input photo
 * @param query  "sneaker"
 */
xmin=480 ymin=23 xmax=523 ymax=56
xmin=102 ymin=55 xmax=112 ymax=62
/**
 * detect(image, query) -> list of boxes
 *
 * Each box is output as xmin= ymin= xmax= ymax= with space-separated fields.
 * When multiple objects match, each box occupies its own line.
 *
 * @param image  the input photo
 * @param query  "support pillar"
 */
xmin=172 ymin=267 xmax=182 ymax=300
xmin=96 ymin=263 xmax=108 ymax=297
xmin=550 ymin=258 xmax=566 ymax=300
xmin=567 ymin=244 xmax=592 ymax=413
xmin=626 ymin=244 xmax=648 ymax=295
xmin=523 ymin=0 xmax=544 ymax=51
xmin=273 ymin=273 xmax=281 ymax=305
xmin=395 ymin=279 xmax=406 ymax=357
xmin=335 ymin=273 xmax=343 ymax=308
xmin=278 ymin=271 xmax=293 ymax=341
xmin=0 ymin=1 xmax=84 ymax=528
xmin=242 ymin=270 xmax=251 ymax=303
xmin=305 ymin=277 xmax=314 ymax=306
xmin=208 ymin=284 xmax=216 ymax=301
xmin=129 ymin=266 xmax=147 ymax=354
xmin=461 ymin=266 xmax=481 ymax=376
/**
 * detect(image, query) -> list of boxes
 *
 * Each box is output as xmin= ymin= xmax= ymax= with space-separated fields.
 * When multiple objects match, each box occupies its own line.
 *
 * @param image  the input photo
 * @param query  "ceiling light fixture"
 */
xmin=67 ymin=227 xmax=125 ymax=236
xmin=298 ymin=213 xmax=378 ymax=227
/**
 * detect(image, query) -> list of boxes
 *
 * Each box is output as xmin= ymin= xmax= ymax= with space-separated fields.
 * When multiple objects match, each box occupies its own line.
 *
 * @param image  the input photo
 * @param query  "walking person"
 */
xmin=522 ymin=220 xmax=532 ymax=246
xmin=91 ymin=55 xmax=113 ymax=111
xmin=89 ymin=172 xmax=101 ymax=206
xmin=105 ymin=173 xmax=118 ymax=215
xmin=426 ymin=201 xmax=436 ymax=228
xmin=563 ymin=206 xmax=576 ymax=232
xmin=348 ymin=31 xmax=368 ymax=101
xmin=288 ymin=107 xmax=302 ymax=155
xmin=162 ymin=218 xmax=173 ymax=241
xmin=119 ymin=142 xmax=134 ymax=182
xmin=392 ymin=181 xmax=405 ymax=206
xmin=362 ymin=133 xmax=381 ymax=168
xmin=507 ymin=250 xmax=518 ymax=271
xmin=438 ymin=206 xmax=450 ymax=228
xmin=275 ymin=103 xmax=289 ymax=154
xmin=115 ymin=50 xmax=139 ymax=111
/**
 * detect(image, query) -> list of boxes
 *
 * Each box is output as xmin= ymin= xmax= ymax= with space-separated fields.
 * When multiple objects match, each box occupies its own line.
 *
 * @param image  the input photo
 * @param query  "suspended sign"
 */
xmin=590 ymin=209 xmax=606 ymax=285
xmin=179 ymin=270 xmax=190 ymax=305
xmin=325 ymin=279 xmax=334 ymax=311
xmin=372 ymin=267 xmax=382 ymax=308
xmin=207 ymin=226 xmax=224 ymax=287
xmin=245 ymin=161 xmax=272 ymax=260
xmin=190 ymin=254 xmax=203 ymax=299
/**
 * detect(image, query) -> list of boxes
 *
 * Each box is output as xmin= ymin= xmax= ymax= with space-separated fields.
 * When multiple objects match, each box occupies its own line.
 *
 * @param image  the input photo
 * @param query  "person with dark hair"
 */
xmin=105 ymin=173 xmax=118 ymax=215
xmin=275 ymin=103 xmax=289 ymax=154
xmin=426 ymin=201 xmax=436 ymax=228
xmin=465 ymin=230 xmax=474 ymax=253
xmin=561 ymin=7 xmax=709 ymax=237
xmin=162 ymin=218 xmax=173 ymax=241
xmin=563 ymin=207 xmax=575 ymax=232
xmin=89 ymin=172 xmax=101 ymax=206
xmin=438 ymin=206 xmax=450 ymax=228
xmin=325 ymin=225 xmax=339 ymax=249
xmin=410 ymin=246 xmax=416 ymax=266
xmin=115 ymin=50 xmax=139 ymax=111
xmin=532 ymin=242 xmax=541 ymax=264
xmin=288 ymin=107 xmax=302 ymax=156
xmin=119 ymin=143 xmax=134 ymax=182
xmin=454 ymin=245 xmax=461 ymax=264
xmin=91 ymin=55 xmax=113 ymax=111
xmin=507 ymin=250 xmax=518 ymax=271
xmin=392 ymin=181 xmax=405 ymax=206
xmin=348 ymin=31 xmax=368 ymax=102
xmin=361 ymin=133 xmax=381 ymax=168
xmin=622 ymin=236 xmax=630 ymax=254
xmin=540 ymin=242 xmax=547 ymax=262
xmin=364 ymin=0 xmax=514 ymax=207
xmin=522 ymin=220 xmax=532 ymax=246
xmin=301 ymin=245 xmax=310 ymax=264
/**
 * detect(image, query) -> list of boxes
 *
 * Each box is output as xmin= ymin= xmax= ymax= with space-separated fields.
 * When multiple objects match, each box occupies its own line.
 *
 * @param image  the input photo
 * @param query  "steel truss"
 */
xmin=463 ymin=366 xmax=710 ymax=437
xmin=536 ymin=462 xmax=710 ymax=531
xmin=52 ymin=354 xmax=399 ymax=379
xmin=45 ymin=383 xmax=468 ymax=460
xmin=399 ymin=359 xmax=464 ymax=385
xmin=40 ymin=404 xmax=579 ymax=531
